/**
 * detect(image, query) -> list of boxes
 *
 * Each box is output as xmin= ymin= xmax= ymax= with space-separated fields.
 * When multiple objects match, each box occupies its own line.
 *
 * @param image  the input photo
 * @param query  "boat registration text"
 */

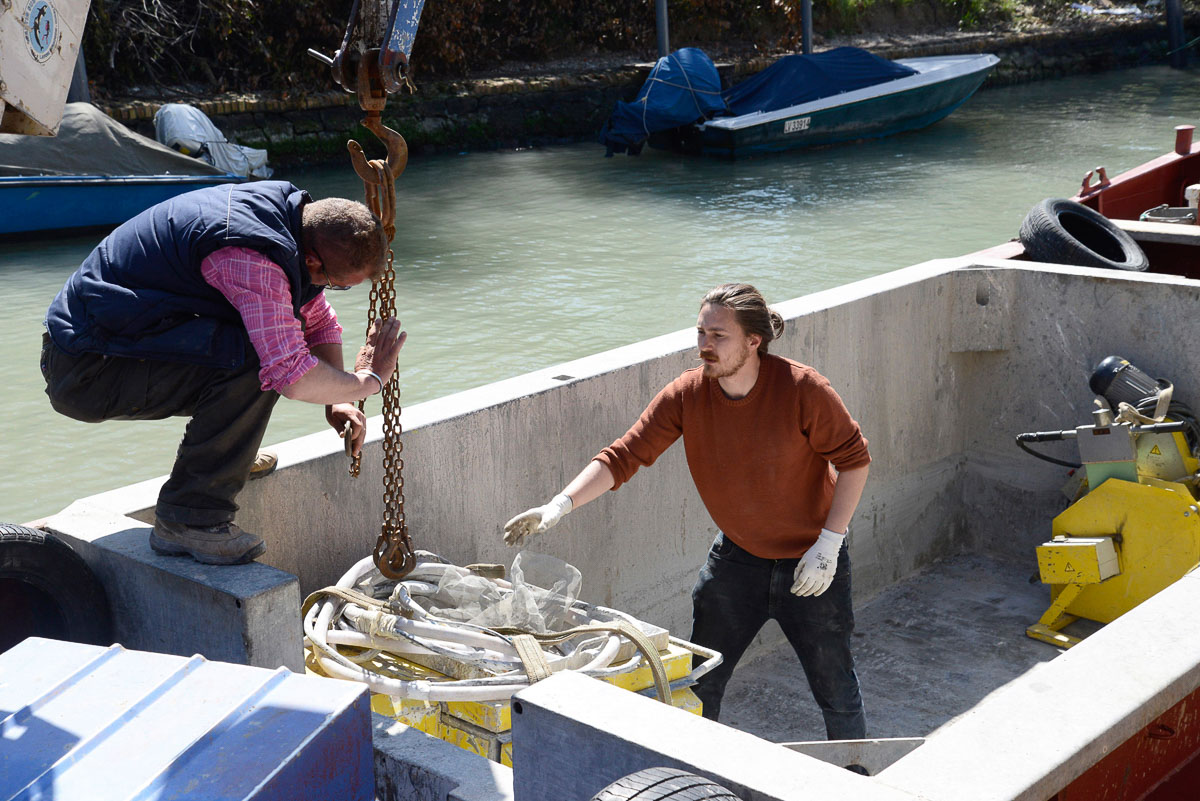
xmin=784 ymin=117 xmax=812 ymax=134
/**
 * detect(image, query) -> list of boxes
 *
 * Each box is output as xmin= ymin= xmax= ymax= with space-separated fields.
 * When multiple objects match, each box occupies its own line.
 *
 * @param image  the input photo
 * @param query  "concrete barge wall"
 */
xmin=97 ymin=18 xmax=1199 ymax=163
xmin=39 ymin=255 xmax=1200 ymax=800
xmin=48 ymin=256 xmax=1200 ymax=662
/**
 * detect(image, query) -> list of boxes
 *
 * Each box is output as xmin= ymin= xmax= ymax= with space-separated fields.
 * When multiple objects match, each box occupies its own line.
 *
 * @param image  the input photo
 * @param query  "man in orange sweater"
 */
xmin=503 ymin=283 xmax=871 ymax=740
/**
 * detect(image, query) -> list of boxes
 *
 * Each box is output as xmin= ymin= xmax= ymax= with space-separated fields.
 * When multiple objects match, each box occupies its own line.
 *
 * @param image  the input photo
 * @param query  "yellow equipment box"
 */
xmin=1027 ymin=477 xmax=1200 ymax=648
xmin=1036 ymin=536 xmax=1119 ymax=585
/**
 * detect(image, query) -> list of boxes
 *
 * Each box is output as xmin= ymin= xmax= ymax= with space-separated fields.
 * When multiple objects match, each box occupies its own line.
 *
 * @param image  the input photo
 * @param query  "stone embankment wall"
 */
xmin=98 ymin=18 xmax=1196 ymax=166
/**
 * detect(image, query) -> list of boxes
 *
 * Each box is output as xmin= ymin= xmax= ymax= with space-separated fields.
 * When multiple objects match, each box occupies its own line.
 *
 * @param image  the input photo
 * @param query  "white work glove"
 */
xmin=790 ymin=528 xmax=845 ymax=597
xmin=503 ymin=493 xmax=573 ymax=547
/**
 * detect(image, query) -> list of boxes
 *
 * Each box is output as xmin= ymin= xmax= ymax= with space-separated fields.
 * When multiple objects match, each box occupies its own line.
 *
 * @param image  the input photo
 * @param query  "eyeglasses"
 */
xmin=321 ymin=269 xmax=352 ymax=291
xmin=313 ymin=247 xmax=353 ymax=291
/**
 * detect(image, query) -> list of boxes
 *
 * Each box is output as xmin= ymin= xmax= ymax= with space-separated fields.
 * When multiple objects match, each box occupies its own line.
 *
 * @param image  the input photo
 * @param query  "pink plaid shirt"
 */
xmin=200 ymin=246 xmax=342 ymax=391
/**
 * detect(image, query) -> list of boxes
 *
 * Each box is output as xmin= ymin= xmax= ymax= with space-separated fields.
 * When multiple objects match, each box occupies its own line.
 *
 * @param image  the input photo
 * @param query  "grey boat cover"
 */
xmin=0 ymin=102 xmax=229 ymax=178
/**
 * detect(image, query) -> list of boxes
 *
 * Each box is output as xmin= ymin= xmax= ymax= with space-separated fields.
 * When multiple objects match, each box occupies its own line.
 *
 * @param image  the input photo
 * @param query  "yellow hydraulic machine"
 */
xmin=1017 ymin=357 xmax=1200 ymax=648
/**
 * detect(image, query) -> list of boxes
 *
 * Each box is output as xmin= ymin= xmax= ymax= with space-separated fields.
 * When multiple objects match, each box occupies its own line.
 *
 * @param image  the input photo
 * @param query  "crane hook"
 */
xmin=348 ymin=112 xmax=409 ymax=185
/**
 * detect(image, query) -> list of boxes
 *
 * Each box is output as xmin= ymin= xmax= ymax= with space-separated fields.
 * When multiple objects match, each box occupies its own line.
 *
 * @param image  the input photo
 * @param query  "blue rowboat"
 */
xmin=0 ymin=102 xmax=241 ymax=238
xmin=0 ymin=173 xmax=240 ymax=237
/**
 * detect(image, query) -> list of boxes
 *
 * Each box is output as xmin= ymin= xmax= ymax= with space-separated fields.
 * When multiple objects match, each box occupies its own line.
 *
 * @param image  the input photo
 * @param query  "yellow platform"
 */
xmin=310 ymin=640 xmax=702 ymax=767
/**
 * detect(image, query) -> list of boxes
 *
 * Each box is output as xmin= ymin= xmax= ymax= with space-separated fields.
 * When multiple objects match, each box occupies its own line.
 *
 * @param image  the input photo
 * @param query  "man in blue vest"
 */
xmin=41 ymin=181 xmax=405 ymax=565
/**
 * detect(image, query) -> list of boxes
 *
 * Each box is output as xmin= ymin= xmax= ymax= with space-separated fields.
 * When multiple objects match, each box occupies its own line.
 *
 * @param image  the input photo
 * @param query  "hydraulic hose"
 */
xmin=1014 ymin=429 xmax=1082 ymax=468
xmin=303 ymin=554 xmax=641 ymax=702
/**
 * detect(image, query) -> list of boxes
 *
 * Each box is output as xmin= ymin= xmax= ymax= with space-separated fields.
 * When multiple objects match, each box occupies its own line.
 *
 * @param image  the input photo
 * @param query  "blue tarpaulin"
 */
xmin=600 ymin=48 xmax=726 ymax=155
xmin=723 ymin=47 xmax=917 ymax=116
xmin=600 ymin=46 xmax=918 ymax=155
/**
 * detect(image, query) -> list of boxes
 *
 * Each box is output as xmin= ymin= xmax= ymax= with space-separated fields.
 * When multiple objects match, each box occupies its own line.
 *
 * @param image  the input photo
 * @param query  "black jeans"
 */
xmin=41 ymin=333 xmax=279 ymax=527
xmin=690 ymin=532 xmax=866 ymax=740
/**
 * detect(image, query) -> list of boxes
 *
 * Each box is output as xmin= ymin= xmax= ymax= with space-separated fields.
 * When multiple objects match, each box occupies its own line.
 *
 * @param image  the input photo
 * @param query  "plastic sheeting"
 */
xmin=154 ymin=104 xmax=273 ymax=179
xmin=0 ymin=102 xmax=230 ymax=178
xmin=723 ymin=47 xmax=917 ymax=116
xmin=600 ymin=47 xmax=726 ymax=156
xmin=350 ymin=551 xmax=584 ymax=636
xmin=419 ymin=552 xmax=582 ymax=634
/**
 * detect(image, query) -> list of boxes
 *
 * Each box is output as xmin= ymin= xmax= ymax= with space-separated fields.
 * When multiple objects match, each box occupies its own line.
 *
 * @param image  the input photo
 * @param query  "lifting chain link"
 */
xmin=342 ymin=58 xmax=416 ymax=580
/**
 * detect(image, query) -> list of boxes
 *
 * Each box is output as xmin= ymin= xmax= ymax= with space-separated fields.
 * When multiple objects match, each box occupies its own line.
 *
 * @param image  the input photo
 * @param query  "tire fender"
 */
xmin=590 ymin=767 xmax=739 ymax=801
xmin=1018 ymin=198 xmax=1148 ymax=271
xmin=0 ymin=523 xmax=113 ymax=653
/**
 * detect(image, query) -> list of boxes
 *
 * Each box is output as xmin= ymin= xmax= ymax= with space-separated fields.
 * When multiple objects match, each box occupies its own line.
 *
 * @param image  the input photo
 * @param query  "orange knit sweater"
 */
xmin=594 ymin=353 xmax=871 ymax=559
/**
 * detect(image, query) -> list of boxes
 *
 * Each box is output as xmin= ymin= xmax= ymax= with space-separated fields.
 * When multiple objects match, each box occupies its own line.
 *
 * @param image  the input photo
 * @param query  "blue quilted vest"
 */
xmin=45 ymin=181 xmax=323 ymax=369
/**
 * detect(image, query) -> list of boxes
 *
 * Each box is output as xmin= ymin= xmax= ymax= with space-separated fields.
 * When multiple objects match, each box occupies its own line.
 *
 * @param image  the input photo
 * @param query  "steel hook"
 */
xmin=373 ymin=530 xmax=417 ymax=579
xmin=347 ymin=113 xmax=409 ymax=185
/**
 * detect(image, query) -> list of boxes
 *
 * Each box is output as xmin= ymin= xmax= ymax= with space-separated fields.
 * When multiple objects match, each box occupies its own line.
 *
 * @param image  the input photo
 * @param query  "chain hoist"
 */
xmin=310 ymin=0 xmax=426 ymax=580
xmin=351 ymin=113 xmax=415 ymax=581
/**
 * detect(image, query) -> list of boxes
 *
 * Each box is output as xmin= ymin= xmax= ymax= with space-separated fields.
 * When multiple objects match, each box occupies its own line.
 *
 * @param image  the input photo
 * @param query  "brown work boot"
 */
xmin=249 ymin=449 xmax=278 ymax=480
xmin=150 ymin=519 xmax=266 ymax=565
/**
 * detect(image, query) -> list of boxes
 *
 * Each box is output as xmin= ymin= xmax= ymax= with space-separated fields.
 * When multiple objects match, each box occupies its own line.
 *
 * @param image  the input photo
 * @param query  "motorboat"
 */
xmin=602 ymin=46 xmax=999 ymax=158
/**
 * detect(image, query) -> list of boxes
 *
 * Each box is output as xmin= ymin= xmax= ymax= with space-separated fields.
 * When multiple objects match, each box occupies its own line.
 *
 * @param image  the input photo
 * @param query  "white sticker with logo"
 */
xmin=783 ymin=117 xmax=811 ymax=135
xmin=24 ymin=0 xmax=60 ymax=63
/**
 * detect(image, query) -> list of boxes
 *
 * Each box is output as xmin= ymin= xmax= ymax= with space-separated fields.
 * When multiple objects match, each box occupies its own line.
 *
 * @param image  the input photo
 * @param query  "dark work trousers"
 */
xmin=41 ymin=333 xmax=279 ymax=527
xmin=690 ymin=531 xmax=866 ymax=740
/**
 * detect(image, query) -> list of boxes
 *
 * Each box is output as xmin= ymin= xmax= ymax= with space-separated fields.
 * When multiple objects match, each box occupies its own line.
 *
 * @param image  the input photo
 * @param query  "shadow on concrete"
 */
xmin=719 ymin=551 xmax=1078 ymax=741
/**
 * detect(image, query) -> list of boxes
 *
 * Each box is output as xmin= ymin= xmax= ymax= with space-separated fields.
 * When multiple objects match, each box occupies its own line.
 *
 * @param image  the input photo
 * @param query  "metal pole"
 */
xmin=656 ymin=0 xmax=670 ymax=59
xmin=801 ymin=0 xmax=813 ymax=54
xmin=1165 ymin=0 xmax=1187 ymax=69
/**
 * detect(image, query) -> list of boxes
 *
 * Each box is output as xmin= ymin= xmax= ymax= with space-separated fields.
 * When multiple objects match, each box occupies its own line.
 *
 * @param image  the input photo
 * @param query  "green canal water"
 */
xmin=3 ymin=65 xmax=1199 ymax=525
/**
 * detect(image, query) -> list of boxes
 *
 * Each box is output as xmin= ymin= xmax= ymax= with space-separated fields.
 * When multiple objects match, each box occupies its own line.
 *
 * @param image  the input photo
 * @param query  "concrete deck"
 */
xmin=719 ymin=551 xmax=1078 ymax=743
xmin=512 ymin=565 xmax=1200 ymax=801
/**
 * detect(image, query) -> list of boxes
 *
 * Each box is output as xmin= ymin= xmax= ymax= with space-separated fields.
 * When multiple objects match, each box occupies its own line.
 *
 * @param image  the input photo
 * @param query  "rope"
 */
xmin=671 ymin=52 xmax=705 ymax=120
xmin=511 ymin=634 xmax=553 ymax=684
xmin=639 ymin=54 xmax=725 ymax=138
xmin=639 ymin=58 xmax=664 ymax=138
xmin=493 ymin=620 xmax=672 ymax=704
xmin=1113 ymin=382 xmax=1173 ymax=425
xmin=1167 ymin=34 xmax=1200 ymax=55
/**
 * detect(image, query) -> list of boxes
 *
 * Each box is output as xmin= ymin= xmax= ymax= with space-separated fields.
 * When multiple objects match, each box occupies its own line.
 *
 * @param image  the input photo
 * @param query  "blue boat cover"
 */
xmin=600 ymin=46 xmax=918 ymax=154
xmin=723 ymin=47 xmax=917 ymax=116
xmin=600 ymin=48 xmax=726 ymax=155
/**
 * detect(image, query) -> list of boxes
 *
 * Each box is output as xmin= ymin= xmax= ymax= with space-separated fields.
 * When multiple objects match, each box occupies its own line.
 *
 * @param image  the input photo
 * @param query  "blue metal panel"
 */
xmin=0 ymin=637 xmax=373 ymax=801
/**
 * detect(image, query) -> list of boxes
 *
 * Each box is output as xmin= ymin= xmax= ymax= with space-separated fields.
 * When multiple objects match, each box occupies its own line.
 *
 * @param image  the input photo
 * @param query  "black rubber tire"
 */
xmin=590 ymin=768 xmax=740 ymax=801
xmin=0 ymin=524 xmax=113 ymax=653
xmin=1018 ymin=198 xmax=1148 ymax=271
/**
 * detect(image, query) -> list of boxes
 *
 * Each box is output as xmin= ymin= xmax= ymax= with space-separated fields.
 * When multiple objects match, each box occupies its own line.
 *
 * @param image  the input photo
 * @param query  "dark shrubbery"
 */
xmin=81 ymin=0 xmax=1013 ymax=95
xmin=84 ymin=0 xmax=348 ymax=93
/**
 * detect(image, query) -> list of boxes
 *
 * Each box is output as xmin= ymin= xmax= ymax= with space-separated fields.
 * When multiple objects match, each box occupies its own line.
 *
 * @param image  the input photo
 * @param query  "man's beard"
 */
xmin=702 ymin=343 xmax=752 ymax=379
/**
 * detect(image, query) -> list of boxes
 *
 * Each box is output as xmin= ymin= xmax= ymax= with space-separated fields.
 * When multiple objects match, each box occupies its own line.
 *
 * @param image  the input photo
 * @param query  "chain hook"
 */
xmin=373 ymin=528 xmax=417 ymax=579
xmin=348 ymin=113 xmax=409 ymax=185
